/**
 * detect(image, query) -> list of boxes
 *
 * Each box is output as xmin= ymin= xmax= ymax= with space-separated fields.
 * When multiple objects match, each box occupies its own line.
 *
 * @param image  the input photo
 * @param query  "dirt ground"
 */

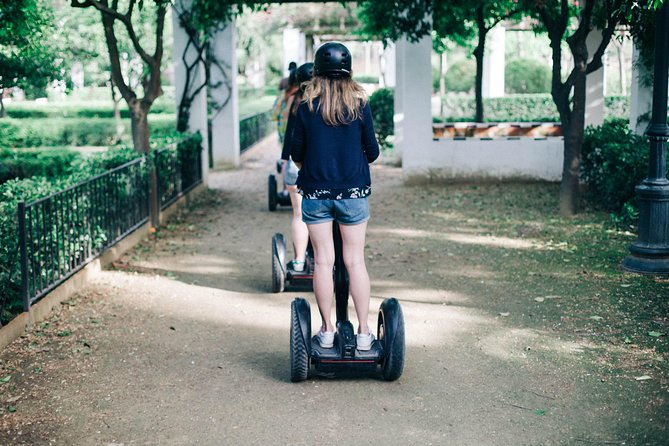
xmin=0 ymin=135 xmax=667 ymax=445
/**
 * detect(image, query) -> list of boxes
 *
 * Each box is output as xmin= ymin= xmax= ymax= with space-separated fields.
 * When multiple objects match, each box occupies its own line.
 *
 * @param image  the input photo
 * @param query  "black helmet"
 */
xmin=314 ymin=42 xmax=351 ymax=78
xmin=296 ymin=62 xmax=314 ymax=84
xmin=288 ymin=68 xmax=298 ymax=87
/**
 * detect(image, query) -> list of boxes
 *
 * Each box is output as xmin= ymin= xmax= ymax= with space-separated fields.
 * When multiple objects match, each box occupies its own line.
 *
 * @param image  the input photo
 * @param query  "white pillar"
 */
xmin=381 ymin=42 xmax=396 ymax=88
xmin=482 ymin=24 xmax=505 ymax=98
xmin=584 ymin=30 xmax=605 ymax=127
xmin=394 ymin=34 xmax=433 ymax=171
xmin=172 ymin=3 xmax=209 ymax=183
xmin=210 ymin=20 xmax=240 ymax=166
xmin=630 ymin=41 xmax=653 ymax=134
xmin=283 ymin=28 xmax=305 ymax=72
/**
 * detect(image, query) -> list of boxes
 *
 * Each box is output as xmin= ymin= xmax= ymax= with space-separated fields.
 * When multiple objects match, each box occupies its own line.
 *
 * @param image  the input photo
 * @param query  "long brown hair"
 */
xmin=302 ymin=75 xmax=367 ymax=126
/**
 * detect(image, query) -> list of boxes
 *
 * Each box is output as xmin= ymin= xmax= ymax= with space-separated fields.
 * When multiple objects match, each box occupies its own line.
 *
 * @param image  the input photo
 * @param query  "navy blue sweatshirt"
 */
xmin=290 ymin=99 xmax=380 ymax=199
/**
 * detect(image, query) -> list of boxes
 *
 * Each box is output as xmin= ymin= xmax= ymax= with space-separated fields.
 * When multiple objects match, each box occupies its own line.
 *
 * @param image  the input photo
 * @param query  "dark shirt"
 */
xmin=290 ymin=99 xmax=380 ymax=199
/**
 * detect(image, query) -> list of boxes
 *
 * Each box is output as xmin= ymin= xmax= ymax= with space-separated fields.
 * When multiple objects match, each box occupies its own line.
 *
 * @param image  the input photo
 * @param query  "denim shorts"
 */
xmin=302 ymin=197 xmax=370 ymax=225
xmin=283 ymin=160 xmax=299 ymax=186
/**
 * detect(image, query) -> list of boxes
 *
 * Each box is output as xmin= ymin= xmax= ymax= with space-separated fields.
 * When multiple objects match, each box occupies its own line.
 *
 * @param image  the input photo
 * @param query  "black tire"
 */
xmin=268 ymin=174 xmax=278 ymax=211
xmin=378 ymin=298 xmax=405 ymax=381
xmin=290 ymin=298 xmax=311 ymax=382
xmin=272 ymin=234 xmax=286 ymax=293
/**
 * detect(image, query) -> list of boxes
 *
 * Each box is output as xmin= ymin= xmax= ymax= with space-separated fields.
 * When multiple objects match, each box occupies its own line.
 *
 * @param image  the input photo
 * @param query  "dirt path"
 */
xmin=0 ymin=136 xmax=667 ymax=445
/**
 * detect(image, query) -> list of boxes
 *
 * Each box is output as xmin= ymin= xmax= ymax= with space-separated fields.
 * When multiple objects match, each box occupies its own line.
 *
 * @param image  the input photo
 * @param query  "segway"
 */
xmin=272 ymin=234 xmax=314 ymax=293
xmin=268 ymin=161 xmax=292 ymax=211
xmin=289 ymin=224 xmax=405 ymax=382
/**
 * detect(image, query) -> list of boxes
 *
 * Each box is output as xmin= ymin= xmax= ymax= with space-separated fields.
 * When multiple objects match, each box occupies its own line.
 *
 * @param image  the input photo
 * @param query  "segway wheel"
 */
xmin=268 ymin=174 xmax=278 ymax=211
xmin=290 ymin=298 xmax=311 ymax=382
xmin=378 ymin=298 xmax=405 ymax=381
xmin=271 ymin=233 xmax=286 ymax=293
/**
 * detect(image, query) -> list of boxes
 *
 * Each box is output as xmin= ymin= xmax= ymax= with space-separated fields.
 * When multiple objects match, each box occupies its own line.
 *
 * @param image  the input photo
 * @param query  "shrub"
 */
xmin=505 ymin=58 xmax=551 ymax=94
xmin=0 ymin=115 xmax=177 ymax=148
xmin=444 ymin=60 xmax=475 ymax=93
xmin=4 ymin=100 xmax=174 ymax=119
xmin=0 ymin=149 xmax=82 ymax=184
xmin=438 ymin=94 xmax=630 ymax=122
xmin=369 ymin=88 xmax=394 ymax=149
xmin=581 ymin=119 xmax=651 ymax=226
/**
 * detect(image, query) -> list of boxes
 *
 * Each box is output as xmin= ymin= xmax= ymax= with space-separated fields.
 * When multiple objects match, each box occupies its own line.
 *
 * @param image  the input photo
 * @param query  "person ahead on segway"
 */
xmin=280 ymin=63 xmax=314 ymax=273
xmin=290 ymin=42 xmax=380 ymax=351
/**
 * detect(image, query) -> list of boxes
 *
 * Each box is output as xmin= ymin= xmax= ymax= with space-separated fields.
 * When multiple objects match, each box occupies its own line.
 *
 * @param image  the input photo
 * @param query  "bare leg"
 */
xmin=339 ymin=222 xmax=371 ymax=335
xmin=286 ymin=185 xmax=308 ymax=262
xmin=307 ymin=221 xmax=335 ymax=332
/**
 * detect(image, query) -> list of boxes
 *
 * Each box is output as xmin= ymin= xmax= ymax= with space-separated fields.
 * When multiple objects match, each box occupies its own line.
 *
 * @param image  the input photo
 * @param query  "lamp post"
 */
xmin=622 ymin=3 xmax=669 ymax=274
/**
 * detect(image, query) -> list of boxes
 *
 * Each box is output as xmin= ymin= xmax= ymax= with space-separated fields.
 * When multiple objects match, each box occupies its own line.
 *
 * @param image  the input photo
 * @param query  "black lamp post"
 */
xmin=622 ymin=3 xmax=669 ymax=274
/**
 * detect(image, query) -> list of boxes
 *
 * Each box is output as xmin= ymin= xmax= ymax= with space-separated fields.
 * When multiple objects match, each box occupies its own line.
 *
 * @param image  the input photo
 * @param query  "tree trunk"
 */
xmin=439 ymin=52 xmax=447 ymax=118
xmin=473 ymin=17 xmax=487 ymax=122
xmin=0 ymin=93 xmax=5 ymax=118
xmin=558 ymin=44 xmax=589 ymax=217
xmin=129 ymin=103 xmax=150 ymax=154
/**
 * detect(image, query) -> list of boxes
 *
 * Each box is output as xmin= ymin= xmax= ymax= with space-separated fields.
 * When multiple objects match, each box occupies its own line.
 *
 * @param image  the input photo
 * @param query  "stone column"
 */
xmin=394 ymin=34 xmax=432 ymax=171
xmin=584 ymin=29 xmax=605 ymax=128
xmin=172 ymin=2 xmax=209 ymax=183
xmin=482 ymin=24 xmax=505 ymax=98
xmin=630 ymin=41 xmax=654 ymax=134
xmin=210 ymin=20 xmax=240 ymax=167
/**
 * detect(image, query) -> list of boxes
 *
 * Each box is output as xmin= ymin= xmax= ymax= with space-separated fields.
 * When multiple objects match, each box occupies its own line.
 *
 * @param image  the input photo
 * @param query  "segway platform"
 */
xmin=289 ymin=224 xmax=405 ymax=382
xmin=272 ymin=233 xmax=314 ymax=293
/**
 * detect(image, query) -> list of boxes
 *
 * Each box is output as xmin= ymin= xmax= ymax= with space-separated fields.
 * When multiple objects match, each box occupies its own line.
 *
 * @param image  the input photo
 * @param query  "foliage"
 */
xmin=0 ymin=148 xmax=81 ymax=184
xmin=71 ymin=0 xmax=170 ymax=153
xmin=368 ymin=88 xmax=394 ymax=149
xmin=505 ymin=58 xmax=551 ymax=94
xmin=0 ymin=0 xmax=63 ymax=107
xmin=239 ymin=110 xmax=272 ymax=152
xmin=581 ymin=119 xmax=651 ymax=227
xmin=444 ymin=60 xmax=476 ymax=93
xmin=3 ymin=101 xmax=174 ymax=119
xmin=0 ymin=115 xmax=177 ymax=148
xmin=0 ymin=130 xmax=200 ymax=325
xmin=438 ymin=94 xmax=628 ymax=122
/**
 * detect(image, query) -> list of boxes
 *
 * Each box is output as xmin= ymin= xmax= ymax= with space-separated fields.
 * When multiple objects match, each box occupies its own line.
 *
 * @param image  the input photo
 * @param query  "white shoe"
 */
xmin=317 ymin=327 xmax=334 ymax=348
xmin=356 ymin=328 xmax=375 ymax=351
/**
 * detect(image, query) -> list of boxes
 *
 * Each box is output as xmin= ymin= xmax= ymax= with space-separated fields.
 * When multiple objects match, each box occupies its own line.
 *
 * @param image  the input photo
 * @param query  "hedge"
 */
xmin=3 ymin=100 xmax=174 ymax=119
xmin=0 ymin=133 xmax=199 ymax=325
xmin=439 ymin=94 xmax=630 ymax=122
xmin=0 ymin=115 xmax=177 ymax=148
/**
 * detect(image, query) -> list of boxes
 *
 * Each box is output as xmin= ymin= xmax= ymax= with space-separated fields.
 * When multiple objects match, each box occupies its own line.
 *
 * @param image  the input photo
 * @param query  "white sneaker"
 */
xmin=356 ymin=328 xmax=375 ymax=351
xmin=317 ymin=328 xmax=334 ymax=348
xmin=288 ymin=259 xmax=305 ymax=272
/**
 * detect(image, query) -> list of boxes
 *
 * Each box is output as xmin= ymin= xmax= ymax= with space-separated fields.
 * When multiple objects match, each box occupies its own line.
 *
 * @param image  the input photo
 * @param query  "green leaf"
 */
xmin=57 ymin=330 xmax=71 ymax=337
xmin=648 ymin=331 xmax=665 ymax=338
xmin=8 ymin=406 xmax=17 ymax=413
xmin=0 ymin=376 xmax=11 ymax=384
xmin=534 ymin=409 xmax=547 ymax=416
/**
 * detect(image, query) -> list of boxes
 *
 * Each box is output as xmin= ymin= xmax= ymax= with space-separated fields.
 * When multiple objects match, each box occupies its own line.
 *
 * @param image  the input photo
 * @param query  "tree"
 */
xmin=0 ymin=0 xmax=62 ymax=117
xmin=520 ymin=0 xmax=651 ymax=216
xmin=71 ymin=0 xmax=168 ymax=154
xmin=358 ymin=0 xmax=520 ymax=122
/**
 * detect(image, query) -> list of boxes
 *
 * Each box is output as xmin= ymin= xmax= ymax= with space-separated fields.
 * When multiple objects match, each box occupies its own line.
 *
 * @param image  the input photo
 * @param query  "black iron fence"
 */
xmin=240 ymin=110 xmax=273 ymax=153
xmin=11 ymin=143 xmax=202 ymax=317
xmin=17 ymin=158 xmax=148 ymax=309
xmin=155 ymin=141 xmax=203 ymax=210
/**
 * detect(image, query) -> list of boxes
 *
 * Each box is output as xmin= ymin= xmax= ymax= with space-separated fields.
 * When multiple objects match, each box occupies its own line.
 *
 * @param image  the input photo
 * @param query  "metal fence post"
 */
xmin=150 ymin=152 xmax=160 ymax=228
xmin=18 ymin=202 xmax=30 ymax=312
